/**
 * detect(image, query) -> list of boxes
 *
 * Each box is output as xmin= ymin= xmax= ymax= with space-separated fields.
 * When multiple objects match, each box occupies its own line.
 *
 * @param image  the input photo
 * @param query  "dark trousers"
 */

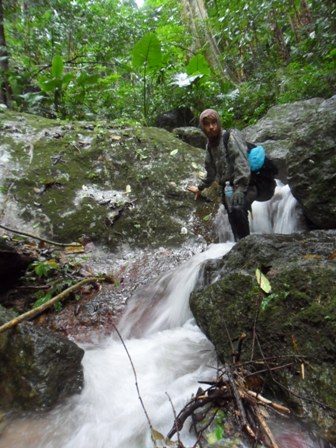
xmin=222 ymin=185 xmax=257 ymax=241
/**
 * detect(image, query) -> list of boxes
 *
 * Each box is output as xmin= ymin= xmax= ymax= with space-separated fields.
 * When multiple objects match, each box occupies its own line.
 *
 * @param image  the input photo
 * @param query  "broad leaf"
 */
xmin=39 ymin=78 xmax=61 ymax=92
xmin=186 ymin=54 xmax=210 ymax=76
xmin=51 ymin=54 xmax=64 ymax=79
xmin=62 ymin=73 xmax=74 ymax=86
xmin=256 ymin=268 xmax=272 ymax=293
xmin=132 ymin=33 xmax=162 ymax=70
xmin=77 ymin=72 xmax=100 ymax=86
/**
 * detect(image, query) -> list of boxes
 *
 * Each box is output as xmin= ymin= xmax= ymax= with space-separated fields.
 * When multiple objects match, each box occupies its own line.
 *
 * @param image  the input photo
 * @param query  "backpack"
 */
xmin=223 ymin=130 xmax=278 ymax=202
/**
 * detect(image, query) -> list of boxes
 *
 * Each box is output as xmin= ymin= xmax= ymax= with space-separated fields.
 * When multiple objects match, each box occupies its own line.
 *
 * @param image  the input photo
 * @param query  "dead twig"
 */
xmin=250 ymin=403 xmax=280 ymax=448
xmin=0 ymin=223 xmax=82 ymax=247
xmin=225 ymin=363 xmax=256 ymax=440
xmin=244 ymin=390 xmax=290 ymax=415
xmin=167 ymin=388 xmax=232 ymax=439
xmin=113 ymin=323 xmax=158 ymax=448
xmin=166 ymin=392 xmax=182 ymax=447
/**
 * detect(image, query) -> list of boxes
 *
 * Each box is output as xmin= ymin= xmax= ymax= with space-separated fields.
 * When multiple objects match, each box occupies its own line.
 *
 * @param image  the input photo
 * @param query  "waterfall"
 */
xmin=0 ymin=184 xmax=315 ymax=448
xmin=214 ymin=182 xmax=306 ymax=242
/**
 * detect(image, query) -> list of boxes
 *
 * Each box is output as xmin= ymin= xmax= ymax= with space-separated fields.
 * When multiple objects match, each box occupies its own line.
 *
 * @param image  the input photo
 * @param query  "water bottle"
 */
xmin=224 ymin=181 xmax=233 ymax=212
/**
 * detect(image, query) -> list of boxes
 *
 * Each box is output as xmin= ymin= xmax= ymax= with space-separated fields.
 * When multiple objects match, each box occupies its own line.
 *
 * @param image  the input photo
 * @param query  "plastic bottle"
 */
xmin=224 ymin=181 xmax=233 ymax=212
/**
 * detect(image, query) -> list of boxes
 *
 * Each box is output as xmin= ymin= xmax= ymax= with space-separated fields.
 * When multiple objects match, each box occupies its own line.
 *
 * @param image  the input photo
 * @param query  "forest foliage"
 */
xmin=0 ymin=0 xmax=335 ymax=127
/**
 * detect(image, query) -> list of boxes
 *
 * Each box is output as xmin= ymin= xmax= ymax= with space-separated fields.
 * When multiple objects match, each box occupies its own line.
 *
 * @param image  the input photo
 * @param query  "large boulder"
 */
xmin=0 ymin=305 xmax=84 ymax=411
xmin=243 ymin=96 xmax=336 ymax=186
xmin=0 ymin=111 xmax=214 ymax=250
xmin=173 ymin=126 xmax=206 ymax=149
xmin=155 ymin=106 xmax=195 ymax=131
xmin=286 ymin=99 xmax=336 ymax=228
xmin=190 ymin=230 xmax=336 ymax=444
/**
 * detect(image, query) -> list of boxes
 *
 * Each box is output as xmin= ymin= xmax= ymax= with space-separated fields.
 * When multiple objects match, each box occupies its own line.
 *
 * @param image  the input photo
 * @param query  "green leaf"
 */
xmin=151 ymin=429 xmax=165 ymax=441
xmin=256 ymin=268 xmax=272 ymax=293
xmin=39 ymin=78 xmax=60 ymax=92
xmin=33 ymin=291 xmax=53 ymax=308
xmin=186 ymin=54 xmax=210 ymax=76
xmin=132 ymin=33 xmax=162 ymax=70
xmin=214 ymin=422 xmax=224 ymax=439
xmin=62 ymin=73 xmax=74 ymax=85
xmin=33 ymin=259 xmax=59 ymax=278
xmin=51 ymin=54 xmax=64 ymax=79
xmin=77 ymin=72 xmax=100 ymax=86
xmin=261 ymin=293 xmax=276 ymax=312
xmin=206 ymin=432 xmax=218 ymax=445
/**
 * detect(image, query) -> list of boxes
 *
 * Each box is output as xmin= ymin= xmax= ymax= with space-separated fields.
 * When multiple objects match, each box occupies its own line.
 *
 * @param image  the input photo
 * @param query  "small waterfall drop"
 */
xmin=214 ymin=182 xmax=307 ymax=242
xmin=0 ymin=183 xmax=316 ymax=448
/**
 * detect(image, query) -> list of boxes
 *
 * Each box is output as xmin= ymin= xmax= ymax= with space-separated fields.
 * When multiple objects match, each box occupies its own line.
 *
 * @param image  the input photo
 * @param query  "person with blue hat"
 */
xmin=188 ymin=108 xmax=265 ymax=241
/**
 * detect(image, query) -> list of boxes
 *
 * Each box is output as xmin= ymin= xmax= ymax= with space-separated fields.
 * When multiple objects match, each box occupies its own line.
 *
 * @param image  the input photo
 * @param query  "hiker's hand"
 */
xmin=187 ymin=185 xmax=201 ymax=200
xmin=232 ymin=190 xmax=244 ymax=206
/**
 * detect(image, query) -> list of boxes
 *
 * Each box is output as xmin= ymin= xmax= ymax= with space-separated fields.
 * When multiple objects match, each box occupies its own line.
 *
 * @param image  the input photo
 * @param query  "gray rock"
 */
xmin=243 ymin=96 xmax=336 ymax=186
xmin=190 ymin=230 xmax=336 ymax=444
xmin=173 ymin=126 xmax=206 ymax=149
xmin=155 ymin=106 xmax=195 ymax=131
xmin=0 ymin=305 xmax=84 ymax=411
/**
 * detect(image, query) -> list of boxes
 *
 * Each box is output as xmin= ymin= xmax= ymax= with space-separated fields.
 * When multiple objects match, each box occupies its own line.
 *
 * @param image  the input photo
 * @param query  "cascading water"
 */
xmin=0 ymin=184 xmax=318 ymax=448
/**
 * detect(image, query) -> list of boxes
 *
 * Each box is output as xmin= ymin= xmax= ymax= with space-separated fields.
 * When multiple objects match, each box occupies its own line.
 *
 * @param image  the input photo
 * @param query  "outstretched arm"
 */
xmin=187 ymin=185 xmax=202 ymax=200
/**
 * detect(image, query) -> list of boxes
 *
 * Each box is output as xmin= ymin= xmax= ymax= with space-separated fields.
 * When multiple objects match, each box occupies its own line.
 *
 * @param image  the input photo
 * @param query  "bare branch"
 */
xmin=0 ymin=223 xmax=82 ymax=247
xmin=112 ymin=323 xmax=158 ymax=448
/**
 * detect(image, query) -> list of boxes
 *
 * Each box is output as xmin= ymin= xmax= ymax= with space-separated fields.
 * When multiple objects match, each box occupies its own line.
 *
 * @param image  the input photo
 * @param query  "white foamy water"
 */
xmin=0 ymin=184 xmax=314 ymax=448
xmin=0 ymin=244 xmax=234 ymax=448
xmin=214 ymin=182 xmax=306 ymax=242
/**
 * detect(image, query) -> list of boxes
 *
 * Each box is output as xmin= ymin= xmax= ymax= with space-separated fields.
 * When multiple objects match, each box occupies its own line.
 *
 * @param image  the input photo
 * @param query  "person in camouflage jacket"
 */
xmin=188 ymin=109 xmax=257 ymax=241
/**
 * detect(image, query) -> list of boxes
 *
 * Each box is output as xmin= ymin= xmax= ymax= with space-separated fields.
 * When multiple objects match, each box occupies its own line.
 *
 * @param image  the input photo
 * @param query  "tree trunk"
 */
xmin=181 ymin=0 xmax=239 ymax=85
xmin=288 ymin=0 xmax=312 ymax=41
xmin=0 ymin=0 xmax=12 ymax=106
xmin=269 ymin=8 xmax=291 ymax=64
xmin=298 ymin=0 xmax=312 ymax=27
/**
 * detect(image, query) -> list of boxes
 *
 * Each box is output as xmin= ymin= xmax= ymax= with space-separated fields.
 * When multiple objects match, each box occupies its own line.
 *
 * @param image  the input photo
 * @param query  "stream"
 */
xmin=0 ymin=183 xmax=326 ymax=448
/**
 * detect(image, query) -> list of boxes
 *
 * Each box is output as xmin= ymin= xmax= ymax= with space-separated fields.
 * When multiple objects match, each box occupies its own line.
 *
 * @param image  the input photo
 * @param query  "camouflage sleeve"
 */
xmin=228 ymin=130 xmax=251 ymax=192
xmin=198 ymin=146 xmax=216 ymax=190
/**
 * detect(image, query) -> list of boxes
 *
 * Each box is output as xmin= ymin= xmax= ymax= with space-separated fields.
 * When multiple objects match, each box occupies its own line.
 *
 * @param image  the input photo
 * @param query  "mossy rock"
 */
xmin=0 ymin=111 xmax=217 ymax=249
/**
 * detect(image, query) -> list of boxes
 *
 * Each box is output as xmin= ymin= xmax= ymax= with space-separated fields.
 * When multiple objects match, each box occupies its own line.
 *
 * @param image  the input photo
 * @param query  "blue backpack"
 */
xmin=223 ymin=130 xmax=278 ymax=202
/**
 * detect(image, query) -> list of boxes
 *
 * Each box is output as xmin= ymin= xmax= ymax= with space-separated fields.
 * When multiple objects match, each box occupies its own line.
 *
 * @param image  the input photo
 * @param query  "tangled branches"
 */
xmin=167 ymin=348 xmax=293 ymax=448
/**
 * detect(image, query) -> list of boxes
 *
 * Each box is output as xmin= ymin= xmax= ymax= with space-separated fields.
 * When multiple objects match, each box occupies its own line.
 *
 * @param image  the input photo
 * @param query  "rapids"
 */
xmin=0 ymin=184 xmax=322 ymax=448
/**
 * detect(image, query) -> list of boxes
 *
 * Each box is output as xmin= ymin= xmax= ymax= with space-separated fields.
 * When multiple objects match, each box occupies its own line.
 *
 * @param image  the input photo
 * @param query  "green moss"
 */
xmin=1 ymin=111 xmax=208 ymax=248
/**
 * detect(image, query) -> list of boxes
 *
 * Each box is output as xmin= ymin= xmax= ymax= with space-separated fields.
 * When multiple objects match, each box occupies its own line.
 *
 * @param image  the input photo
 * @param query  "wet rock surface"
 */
xmin=0 ymin=306 xmax=84 ymax=412
xmin=190 ymin=230 xmax=336 ymax=444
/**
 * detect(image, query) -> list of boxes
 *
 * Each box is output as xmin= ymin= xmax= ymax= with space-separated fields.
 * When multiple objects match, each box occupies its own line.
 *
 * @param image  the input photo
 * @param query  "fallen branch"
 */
xmin=0 ymin=275 xmax=113 ymax=333
xmin=167 ymin=388 xmax=232 ymax=439
xmin=225 ymin=363 xmax=255 ymax=439
xmin=167 ymin=361 xmax=292 ymax=447
xmin=251 ymin=403 xmax=280 ymax=448
xmin=0 ymin=223 xmax=82 ymax=247
xmin=245 ymin=389 xmax=290 ymax=415
xmin=166 ymin=392 xmax=182 ymax=447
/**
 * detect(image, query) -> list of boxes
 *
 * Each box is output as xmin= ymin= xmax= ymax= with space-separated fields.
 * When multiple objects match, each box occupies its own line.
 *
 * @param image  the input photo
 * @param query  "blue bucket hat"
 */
xmin=248 ymin=145 xmax=266 ymax=171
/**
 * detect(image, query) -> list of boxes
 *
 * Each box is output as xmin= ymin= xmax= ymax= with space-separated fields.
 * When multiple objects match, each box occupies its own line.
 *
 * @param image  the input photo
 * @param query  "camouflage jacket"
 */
xmin=197 ymin=128 xmax=251 ymax=192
